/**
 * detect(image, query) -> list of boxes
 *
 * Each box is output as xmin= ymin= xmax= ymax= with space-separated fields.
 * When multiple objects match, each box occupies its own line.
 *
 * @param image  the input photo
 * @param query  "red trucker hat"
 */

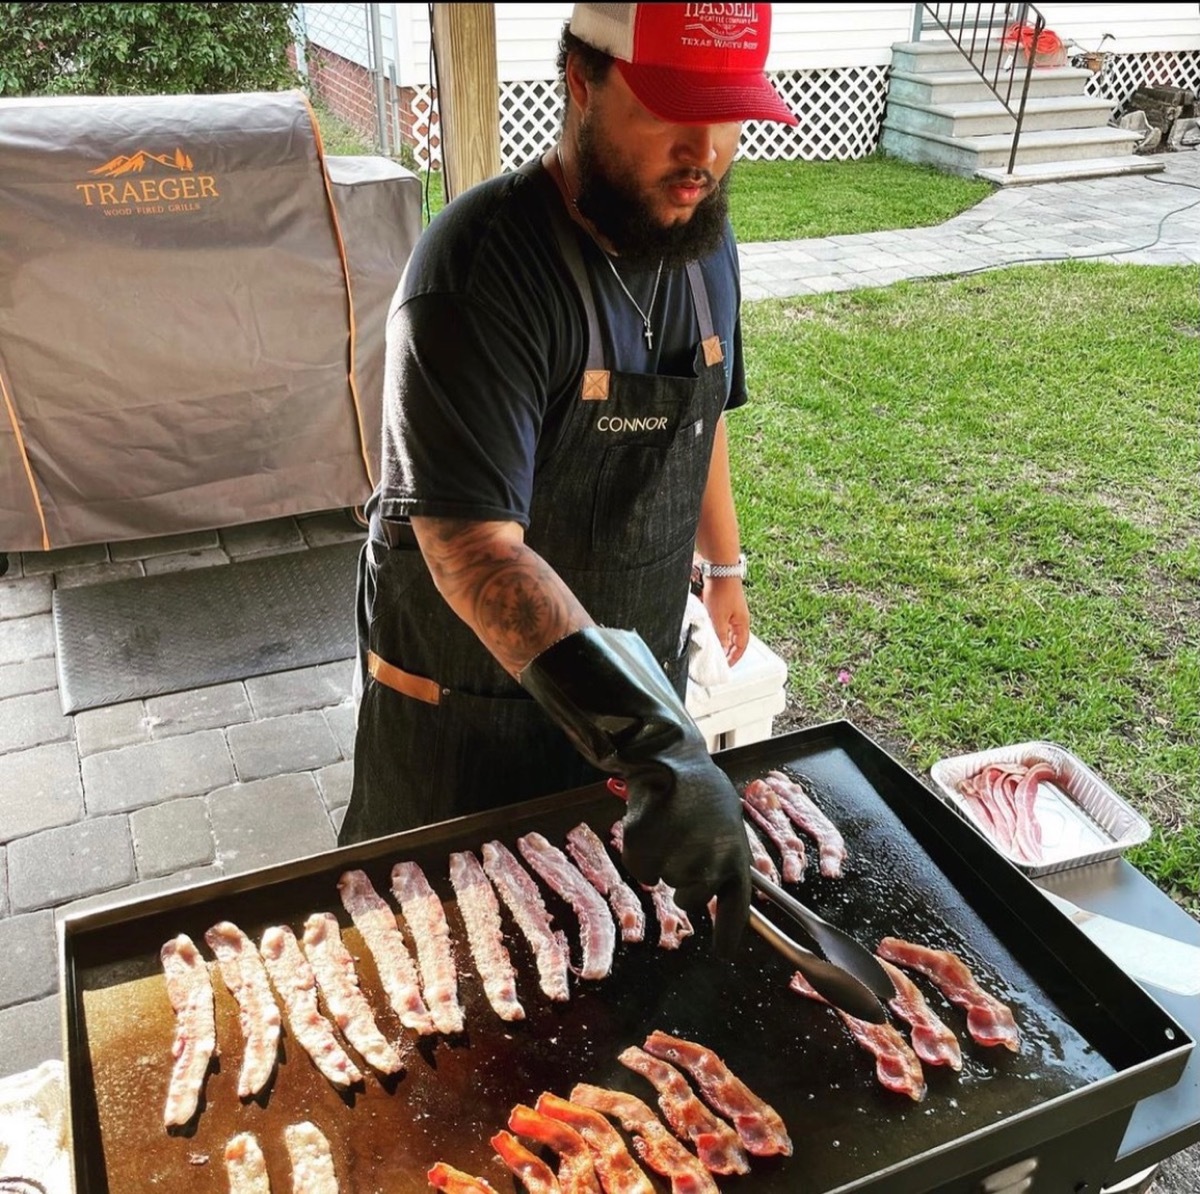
xmin=569 ymin=3 xmax=798 ymax=126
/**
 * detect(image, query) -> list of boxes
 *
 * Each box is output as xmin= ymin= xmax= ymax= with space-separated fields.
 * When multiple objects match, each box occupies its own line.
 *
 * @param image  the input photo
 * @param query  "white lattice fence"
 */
xmin=742 ymin=67 xmax=890 ymax=161
xmin=473 ymin=68 xmax=891 ymax=172
xmin=1070 ymin=50 xmax=1200 ymax=117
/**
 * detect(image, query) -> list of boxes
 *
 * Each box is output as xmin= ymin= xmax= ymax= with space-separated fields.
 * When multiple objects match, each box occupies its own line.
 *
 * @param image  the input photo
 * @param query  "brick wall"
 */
xmin=297 ymin=42 xmax=441 ymax=164
xmin=304 ymin=43 xmax=380 ymax=144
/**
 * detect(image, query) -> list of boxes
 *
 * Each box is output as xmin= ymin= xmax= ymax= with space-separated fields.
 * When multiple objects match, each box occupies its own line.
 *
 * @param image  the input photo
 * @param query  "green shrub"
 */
xmin=0 ymin=2 xmax=300 ymax=96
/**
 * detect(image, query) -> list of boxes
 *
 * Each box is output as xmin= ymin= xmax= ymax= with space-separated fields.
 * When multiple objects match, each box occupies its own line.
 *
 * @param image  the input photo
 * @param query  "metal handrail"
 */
xmin=918 ymin=3 xmax=1051 ymax=175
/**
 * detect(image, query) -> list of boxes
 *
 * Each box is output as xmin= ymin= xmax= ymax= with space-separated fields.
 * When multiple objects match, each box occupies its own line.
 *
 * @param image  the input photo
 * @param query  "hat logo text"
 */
xmin=75 ymin=146 xmax=219 ymax=215
xmin=683 ymin=3 xmax=758 ymax=46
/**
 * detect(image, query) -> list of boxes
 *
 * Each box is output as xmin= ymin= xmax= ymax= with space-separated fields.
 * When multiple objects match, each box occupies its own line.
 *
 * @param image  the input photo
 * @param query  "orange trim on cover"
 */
xmin=300 ymin=90 xmax=376 ymax=491
xmin=0 ymin=366 xmax=49 ymax=550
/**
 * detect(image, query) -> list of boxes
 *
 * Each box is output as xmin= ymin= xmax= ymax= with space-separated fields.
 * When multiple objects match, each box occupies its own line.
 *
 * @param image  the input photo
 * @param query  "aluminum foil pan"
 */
xmin=929 ymin=741 xmax=1152 ymax=877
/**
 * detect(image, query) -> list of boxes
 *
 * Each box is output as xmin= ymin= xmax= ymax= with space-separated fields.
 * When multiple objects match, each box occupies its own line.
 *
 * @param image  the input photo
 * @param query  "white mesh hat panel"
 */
xmin=569 ymin=3 xmax=637 ymax=62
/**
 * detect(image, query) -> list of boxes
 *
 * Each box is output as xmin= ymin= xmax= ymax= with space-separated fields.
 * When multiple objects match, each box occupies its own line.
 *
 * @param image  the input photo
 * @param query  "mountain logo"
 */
xmin=76 ymin=146 xmax=218 ymax=214
xmin=89 ymin=147 xmax=195 ymax=177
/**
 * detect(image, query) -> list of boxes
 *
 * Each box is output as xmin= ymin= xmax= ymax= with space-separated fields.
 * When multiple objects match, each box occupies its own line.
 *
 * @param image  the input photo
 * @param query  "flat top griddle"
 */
xmin=60 ymin=722 xmax=1191 ymax=1193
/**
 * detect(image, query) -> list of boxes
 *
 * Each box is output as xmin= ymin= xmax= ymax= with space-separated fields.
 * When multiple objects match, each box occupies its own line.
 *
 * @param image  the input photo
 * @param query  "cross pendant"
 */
xmin=643 ymin=321 xmax=654 ymax=350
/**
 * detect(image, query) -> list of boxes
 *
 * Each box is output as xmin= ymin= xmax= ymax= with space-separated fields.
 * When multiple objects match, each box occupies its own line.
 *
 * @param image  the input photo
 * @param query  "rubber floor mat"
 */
xmin=52 ymin=540 xmax=363 ymax=714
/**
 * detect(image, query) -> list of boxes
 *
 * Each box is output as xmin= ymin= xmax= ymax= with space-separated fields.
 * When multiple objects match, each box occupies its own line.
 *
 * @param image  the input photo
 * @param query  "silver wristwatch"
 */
xmin=698 ymin=553 xmax=747 ymax=580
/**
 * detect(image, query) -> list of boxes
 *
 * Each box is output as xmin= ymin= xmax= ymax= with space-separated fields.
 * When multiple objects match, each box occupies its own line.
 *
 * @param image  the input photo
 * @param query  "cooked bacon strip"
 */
xmin=744 ymin=821 xmax=780 ymax=884
xmin=427 ymin=1161 xmax=499 ymax=1192
xmin=301 ymin=912 xmax=404 ymax=1074
xmin=482 ymin=841 xmax=571 ymax=1002
xmin=338 ymin=868 xmax=436 ymax=1034
xmin=878 ymin=937 xmax=1020 ymax=1051
xmin=449 ymin=851 xmax=525 ymax=1022
xmin=509 ymin=1103 xmax=602 ymax=1194
xmin=762 ymin=770 xmax=847 ymax=878
xmin=617 ymin=1046 xmax=748 ymax=1176
xmin=741 ymin=780 xmax=807 ymax=883
xmin=225 ymin=1131 xmax=270 ymax=1193
xmin=161 ymin=933 xmax=217 ymax=1128
xmin=565 ymin=822 xmax=646 ymax=943
xmin=391 ymin=861 xmax=465 ymax=1035
xmin=789 ymin=971 xmax=927 ymax=1101
xmin=642 ymin=1031 xmax=792 ymax=1158
xmin=259 ymin=925 xmax=363 ymax=1089
xmin=285 ymin=1121 xmax=338 ymax=1193
xmin=536 ymin=1092 xmax=655 ymax=1194
xmin=877 ymin=956 xmax=962 ymax=1071
xmin=610 ymin=820 xmax=694 ymax=950
xmin=204 ymin=921 xmax=281 ymax=1099
xmin=518 ymin=832 xmax=616 ymax=980
xmin=491 ymin=1130 xmax=562 ymax=1193
xmin=570 ymin=1084 xmax=718 ymax=1194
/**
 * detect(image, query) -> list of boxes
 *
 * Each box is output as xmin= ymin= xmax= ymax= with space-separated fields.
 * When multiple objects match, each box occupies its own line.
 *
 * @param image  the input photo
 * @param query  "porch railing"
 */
xmin=917 ymin=2 xmax=1050 ymax=174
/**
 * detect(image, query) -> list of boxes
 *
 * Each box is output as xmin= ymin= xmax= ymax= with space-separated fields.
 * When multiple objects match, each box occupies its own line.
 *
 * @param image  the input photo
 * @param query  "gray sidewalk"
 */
xmin=740 ymin=150 xmax=1200 ymax=301
xmin=1 ymin=149 xmax=1198 ymax=1192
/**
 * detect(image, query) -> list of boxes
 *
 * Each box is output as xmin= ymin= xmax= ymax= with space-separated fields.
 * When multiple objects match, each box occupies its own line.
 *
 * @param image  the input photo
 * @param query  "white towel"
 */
xmin=0 ymin=1059 xmax=70 ymax=1193
xmin=681 ymin=592 xmax=732 ymax=688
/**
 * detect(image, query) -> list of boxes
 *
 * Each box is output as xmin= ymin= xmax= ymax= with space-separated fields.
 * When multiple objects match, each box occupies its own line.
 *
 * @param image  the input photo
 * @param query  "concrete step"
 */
xmin=880 ymin=122 xmax=1145 ymax=177
xmin=885 ymin=93 xmax=1114 ymax=138
xmin=888 ymin=66 xmax=1096 ymax=106
xmin=975 ymin=155 xmax=1165 ymax=186
xmin=891 ymin=37 xmax=1017 ymax=76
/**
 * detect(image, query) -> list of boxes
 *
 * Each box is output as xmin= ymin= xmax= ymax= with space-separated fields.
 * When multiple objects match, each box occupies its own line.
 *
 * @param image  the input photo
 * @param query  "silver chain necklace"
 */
xmin=555 ymin=145 xmax=664 ymax=350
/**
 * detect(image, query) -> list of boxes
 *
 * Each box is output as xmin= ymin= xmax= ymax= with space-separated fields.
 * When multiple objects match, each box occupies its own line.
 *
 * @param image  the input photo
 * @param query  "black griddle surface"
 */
xmin=62 ymin=722 xmax=1190 ymax=1193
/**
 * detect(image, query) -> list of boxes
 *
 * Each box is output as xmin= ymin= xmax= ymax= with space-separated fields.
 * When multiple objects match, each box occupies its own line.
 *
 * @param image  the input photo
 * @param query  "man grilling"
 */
xmin=342 ymin=2 xmax=798 ymax=958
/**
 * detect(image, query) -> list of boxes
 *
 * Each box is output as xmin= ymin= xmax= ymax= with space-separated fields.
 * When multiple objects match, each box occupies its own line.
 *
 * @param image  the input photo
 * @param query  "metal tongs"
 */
xmin=749 ymin=869 xmax=895 ymax=1023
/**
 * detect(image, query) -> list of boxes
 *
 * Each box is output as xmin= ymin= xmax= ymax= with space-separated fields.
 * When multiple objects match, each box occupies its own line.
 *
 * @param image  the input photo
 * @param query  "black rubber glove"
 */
xmin=519 ymin=626 xmax=752 ymax=958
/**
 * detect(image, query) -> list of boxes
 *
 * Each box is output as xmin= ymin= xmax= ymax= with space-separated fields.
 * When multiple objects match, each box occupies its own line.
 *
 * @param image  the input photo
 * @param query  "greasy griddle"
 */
xmin=61 ymin=722 xmax=1190 ymax=1193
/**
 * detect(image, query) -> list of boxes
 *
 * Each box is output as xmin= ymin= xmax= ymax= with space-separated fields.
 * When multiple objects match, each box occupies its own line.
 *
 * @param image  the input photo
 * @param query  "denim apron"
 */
xmin=339 ymin=168 xmax=731 ymax=845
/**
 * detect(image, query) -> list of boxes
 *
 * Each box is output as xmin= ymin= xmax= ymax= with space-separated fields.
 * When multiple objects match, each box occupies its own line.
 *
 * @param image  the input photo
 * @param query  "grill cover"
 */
xmin=0 ymin=90 xmax=421 ymax=551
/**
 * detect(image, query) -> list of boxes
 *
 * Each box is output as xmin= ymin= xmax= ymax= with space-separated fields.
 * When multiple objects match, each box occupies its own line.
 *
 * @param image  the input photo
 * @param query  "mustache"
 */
xmin=664 ymin=169 xmax=717 ymax=189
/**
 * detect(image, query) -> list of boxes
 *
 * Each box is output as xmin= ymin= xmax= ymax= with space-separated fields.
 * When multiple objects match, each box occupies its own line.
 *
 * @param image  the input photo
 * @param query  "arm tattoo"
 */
xmin=415 ymin=519 xmax=591 ymax=676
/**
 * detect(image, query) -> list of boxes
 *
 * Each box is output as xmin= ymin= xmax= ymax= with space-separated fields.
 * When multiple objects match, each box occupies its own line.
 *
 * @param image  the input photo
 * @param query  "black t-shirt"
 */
xmin=376 ymin=164 xmax=747 ymax=528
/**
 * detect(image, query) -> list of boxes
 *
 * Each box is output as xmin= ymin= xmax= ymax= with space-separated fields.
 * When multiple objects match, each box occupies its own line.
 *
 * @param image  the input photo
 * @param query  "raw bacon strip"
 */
xmin=302 ymin=912 xmax=404 ymax=1074
xmin=204 ymin=921 xmax=281 ymax=1099
xmin=285 ymin=1121 xmax=338 ymax=1193
xmin=611 ymin=820 xmax=694 ymax=950
xmin=877 ymin=936 xmax=1020 ymax=1052
xmin=1012 ymin=762 xmax=1054 ymax=863
xmin=565 ymin=822 xmax=646 ymax=944
xmin=509 ymin=1103 xmax=602 ymax=1194
xmin=744 ymin=821 xmax=780 ymax=884
xmin=518 ymin=832 xmax=616 ymax=980
xmin=617 ymin=1046 xmax=748 ymax=1176
xmin=741 ymin=780 xmax=807 ymax=883
xmin=763 ymin=770 xmax=847 ymax=879
xmin=482 ymin=841 xmax=571 ymax=1002
xmin=259 ymin=925 xmax=363 ymax=1089
xmin=338 ymin=869 xmax=436 ymax=1034
xmin=642 ymin=1031 xmax=792 ymax=1158
xmin=570 ymin=1084 xmax=719 ymax=1194
xmin=427 ymin=1162 xmax=499 ymax=1192
xmin=391 ymin=861 xmax=466 ymax=1035
xmin=877 ymin=956 xmax=962 ymax=1071
xmin=490 ymin=1130 xmax=562 ymax=1193
xmin=225 ymin=1132 xmax=270 ymax=1193
xmin=789 ymin=972 xmax=927 ymax=1101
xmin=160 ymin=933 xmax=216 ymax=1128
xmin=448 ymin=851 xmax=525 ymax=1022
xmin=536 ymin=1092 xmax=655 ymax=1194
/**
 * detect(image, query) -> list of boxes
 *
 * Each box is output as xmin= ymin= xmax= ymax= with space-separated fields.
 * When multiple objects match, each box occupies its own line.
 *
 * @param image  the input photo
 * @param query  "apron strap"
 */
xmin=367 ymin=650 xmax=442 ymax=705
xmin=686 ymin=259 xmax=723 ymax=367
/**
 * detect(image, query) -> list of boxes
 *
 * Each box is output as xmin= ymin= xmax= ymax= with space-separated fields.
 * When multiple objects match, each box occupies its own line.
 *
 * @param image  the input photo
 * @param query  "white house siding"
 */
xmin=366 ymin=3 xmax=1200 ymax=80
xmin=1037 ymin=4 xmax=1200 ymax=54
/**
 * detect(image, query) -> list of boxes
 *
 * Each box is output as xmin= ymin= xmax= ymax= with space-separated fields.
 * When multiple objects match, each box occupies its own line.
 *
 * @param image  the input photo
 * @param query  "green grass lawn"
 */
xmin=734 ymin=262 xmax=1200 ymax=911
